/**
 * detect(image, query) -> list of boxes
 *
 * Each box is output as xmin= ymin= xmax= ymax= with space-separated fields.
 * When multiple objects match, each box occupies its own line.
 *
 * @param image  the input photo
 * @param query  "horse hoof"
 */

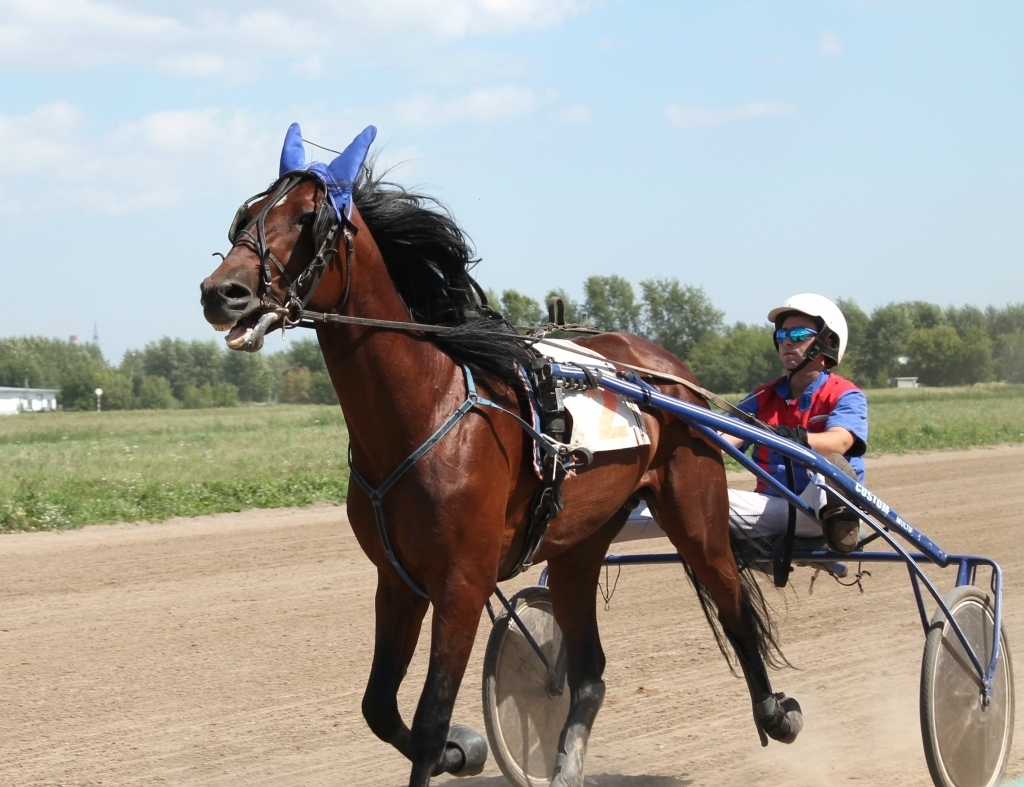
xmin=446 ymin=724 xmax=488 ymax=777
xmin=760 ymin=694 xmax=804 ymax=744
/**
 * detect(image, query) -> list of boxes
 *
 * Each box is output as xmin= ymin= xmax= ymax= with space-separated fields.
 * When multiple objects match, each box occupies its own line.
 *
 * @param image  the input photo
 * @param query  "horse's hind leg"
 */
xmin=657 ymin=448 xmax=803 ymax=745
xmin=543 ymin=522 xmax=621 ymax=787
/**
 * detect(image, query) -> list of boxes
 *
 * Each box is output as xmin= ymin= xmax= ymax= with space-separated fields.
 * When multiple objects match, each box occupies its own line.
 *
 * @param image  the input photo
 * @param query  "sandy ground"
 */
xmin=2 ymin=445 xmax=1023 ymax=787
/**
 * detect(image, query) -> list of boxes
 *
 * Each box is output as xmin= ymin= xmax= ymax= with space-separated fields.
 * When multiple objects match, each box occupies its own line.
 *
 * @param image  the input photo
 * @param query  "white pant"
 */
xmin=619 ymin=479 xmax=827 ymax=543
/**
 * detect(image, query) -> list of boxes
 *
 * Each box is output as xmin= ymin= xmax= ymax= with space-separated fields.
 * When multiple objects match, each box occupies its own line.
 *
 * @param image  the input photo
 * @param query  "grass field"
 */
xmin=867 ymin=384 xmax=1024 ymax=452
xmin=2 ymin=385 xmax=1022 ymax=532
xmin=1 ymin=406 xmax=348 ymax=532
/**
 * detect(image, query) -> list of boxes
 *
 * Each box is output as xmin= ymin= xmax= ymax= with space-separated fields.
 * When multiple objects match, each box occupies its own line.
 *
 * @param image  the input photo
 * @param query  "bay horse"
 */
xmin=200 ymin=125 xmax=802 ymax=787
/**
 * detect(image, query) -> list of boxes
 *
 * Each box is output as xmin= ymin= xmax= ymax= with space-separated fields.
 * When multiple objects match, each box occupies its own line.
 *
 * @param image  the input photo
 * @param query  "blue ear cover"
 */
xmin=278 ymin=123 xmax=377 ymax=221
xmin=279 ymin=122 xmax=306 ymax=176
xmin=325 ymin=125 xmax=377 ymax=210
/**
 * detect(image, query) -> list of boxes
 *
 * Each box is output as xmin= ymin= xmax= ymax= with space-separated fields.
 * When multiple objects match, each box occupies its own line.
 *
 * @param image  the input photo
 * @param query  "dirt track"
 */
xmin=3 ymin=446 xmax=1023 ymax=787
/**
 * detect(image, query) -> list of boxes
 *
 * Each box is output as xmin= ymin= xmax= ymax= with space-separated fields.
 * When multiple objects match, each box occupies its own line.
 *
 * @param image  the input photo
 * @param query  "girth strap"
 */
xmin=348 ymin=365 xmax=565 ymax=600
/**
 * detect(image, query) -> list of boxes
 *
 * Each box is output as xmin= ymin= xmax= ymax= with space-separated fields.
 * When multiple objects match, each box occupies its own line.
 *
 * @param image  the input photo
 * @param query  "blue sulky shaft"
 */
xmin=548 ymin=362 xmax=1004 ymax=698
xmin=549 ymin=362 xmax=947 ymax=560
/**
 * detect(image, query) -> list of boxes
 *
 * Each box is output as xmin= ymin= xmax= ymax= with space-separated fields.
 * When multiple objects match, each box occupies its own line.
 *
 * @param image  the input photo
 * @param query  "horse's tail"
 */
xmin=681 ymin=550 xmax=792 ymax=674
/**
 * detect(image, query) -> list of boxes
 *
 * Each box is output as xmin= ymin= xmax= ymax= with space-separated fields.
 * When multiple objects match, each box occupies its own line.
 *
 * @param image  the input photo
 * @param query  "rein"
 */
xmin=290 ymin=307 xmax=767 ymax=429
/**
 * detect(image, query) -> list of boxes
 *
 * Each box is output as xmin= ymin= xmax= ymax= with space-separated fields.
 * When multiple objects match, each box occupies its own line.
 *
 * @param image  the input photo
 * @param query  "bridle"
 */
xmin=226 ymin=173 xmax=356 ymax=322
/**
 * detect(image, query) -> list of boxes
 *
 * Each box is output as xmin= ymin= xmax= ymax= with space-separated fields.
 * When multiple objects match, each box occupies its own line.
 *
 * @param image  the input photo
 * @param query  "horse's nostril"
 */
xmin=217 ymin=281 xmax=253 ymax=302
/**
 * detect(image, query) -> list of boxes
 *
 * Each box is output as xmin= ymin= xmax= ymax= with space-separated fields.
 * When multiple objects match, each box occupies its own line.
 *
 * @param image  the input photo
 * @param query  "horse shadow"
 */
xmin=452 ymin=775 xmax=692 ymax=787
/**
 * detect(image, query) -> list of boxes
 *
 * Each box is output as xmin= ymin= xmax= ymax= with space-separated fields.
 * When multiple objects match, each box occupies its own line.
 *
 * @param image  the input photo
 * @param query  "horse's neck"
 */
xmin=315 ymin=219 xmax=463 ymax=476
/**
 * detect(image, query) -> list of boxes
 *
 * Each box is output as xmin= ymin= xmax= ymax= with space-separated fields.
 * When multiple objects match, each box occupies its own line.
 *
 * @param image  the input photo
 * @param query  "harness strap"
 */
xmin=773 ymin=458 xmax=798 ymax=588
xmin=348 ymin=365 xmax=565 ymax=600
xmin=527 ymin=336 xmax=771 ymax=431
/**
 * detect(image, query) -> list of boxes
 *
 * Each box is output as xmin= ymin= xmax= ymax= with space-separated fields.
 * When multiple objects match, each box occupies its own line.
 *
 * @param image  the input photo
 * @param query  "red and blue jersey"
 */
xmin=737 ymin=371 xmax=868 ymax=495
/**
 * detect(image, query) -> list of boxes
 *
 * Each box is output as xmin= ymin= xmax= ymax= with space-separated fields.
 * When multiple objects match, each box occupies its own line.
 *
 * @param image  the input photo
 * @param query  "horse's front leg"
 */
xmin=361 ymin=570 xmax=430 ymax=759
xmin=406 ymin=566 xmax=494 ymax=787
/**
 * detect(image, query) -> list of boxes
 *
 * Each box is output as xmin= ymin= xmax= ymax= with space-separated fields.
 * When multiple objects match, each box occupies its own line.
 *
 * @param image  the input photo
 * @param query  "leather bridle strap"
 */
xmin=232 ymin=175 xmax=303 ymax=299
xmin=231 ymin=175 xmax=355 ymax=318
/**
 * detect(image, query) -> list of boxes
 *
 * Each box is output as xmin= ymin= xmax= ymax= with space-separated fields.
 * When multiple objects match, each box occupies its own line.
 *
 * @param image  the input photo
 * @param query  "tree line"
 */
xmin=0 ymin=335 xmax=338 ymax=410
xmin=486 ymin=277 xmax=1024 ymax=393
xmin=1 ymin=280 xmax=1022 ymax=409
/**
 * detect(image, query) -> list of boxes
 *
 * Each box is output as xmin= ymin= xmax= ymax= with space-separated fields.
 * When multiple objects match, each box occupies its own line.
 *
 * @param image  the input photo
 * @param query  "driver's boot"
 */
xmin=821 ymin=453 xmax=861 ymax=553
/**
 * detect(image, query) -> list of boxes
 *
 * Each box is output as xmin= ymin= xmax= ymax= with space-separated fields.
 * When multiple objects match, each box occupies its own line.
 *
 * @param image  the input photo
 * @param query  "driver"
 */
xmin=722 ymin=293 xmax=867 ymax=552
xmin=620 ymin=294 xmax=867 ymax=551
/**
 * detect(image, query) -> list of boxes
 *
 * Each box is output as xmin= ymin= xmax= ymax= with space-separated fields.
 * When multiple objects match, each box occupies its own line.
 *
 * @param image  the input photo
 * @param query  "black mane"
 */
xmin=353 ymin=166 xmax=533 ymax=386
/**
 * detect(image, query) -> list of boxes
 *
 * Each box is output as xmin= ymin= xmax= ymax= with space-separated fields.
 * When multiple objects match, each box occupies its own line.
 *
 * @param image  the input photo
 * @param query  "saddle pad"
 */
xmin=536 ymin=339 xmax=651 ymax=454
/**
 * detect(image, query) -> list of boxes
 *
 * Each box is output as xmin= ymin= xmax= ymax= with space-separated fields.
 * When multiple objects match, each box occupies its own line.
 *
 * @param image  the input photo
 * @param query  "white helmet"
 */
xmin=767 ymin=293 xmax=848 ymax=366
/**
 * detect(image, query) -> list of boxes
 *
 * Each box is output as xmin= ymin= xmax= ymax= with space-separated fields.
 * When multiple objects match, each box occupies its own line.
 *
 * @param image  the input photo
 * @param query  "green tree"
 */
xmin=862 ymin=303 xmax=916 ymax=386
xmin=905 ymin=326 xmax=964 ymax=386
xmin=60 ymin=364 xmax=104 ymax=411
xmin=995 ymin=332 xmax=1024 ymax=383
xmin=0 ymin=356 xmax=43 ymax=389
xmin=688 ymin=323 xmax=779 ymax=394
xmin=309 ymin=372 xmax=340 ymax=405
xmin=834 ymin=297 xmax=870 ymax=384
xmin=95 ymin=369 xmax=134 ymax=411
xmin=582 ymin=275 xmax=640 ymax=333
xmin=907 ymin=301 xmax=945 ymax=330
xmin=278 ymin=365 xmax=313 ymax=403
xmin=181 ymin=383 xmax=214 ymax=409
xmin=136 ymin=376 xmax=178 ymax=409
xmin=0 ymin=336 xmax=107 ymax=390
xmin=945 ymin=304 xmax=987 ymax=337
xmin=956 ymin=325 xmax=995 ymax=384
xmin=499 ymin=289 xmax=544 ymax=327
xmin=283 ymin=338 xmax=328 ymax=374
xmin=140 ymin=338 xmax=224 ymax=400
xmin=905 ymin=323 xmax=991 ymax=386
xmin=639 ymin=279 xmax=722 ymax=360
xmin=222 ymin=350 xmax=270 ymax=402
xmin=987 ymin=303 xmax=1024 ymax=338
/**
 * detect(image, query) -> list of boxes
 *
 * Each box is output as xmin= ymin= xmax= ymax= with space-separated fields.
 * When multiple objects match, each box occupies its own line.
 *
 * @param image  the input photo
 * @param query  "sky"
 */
xmin=1 ymin=0 xmax=1022 ymax=364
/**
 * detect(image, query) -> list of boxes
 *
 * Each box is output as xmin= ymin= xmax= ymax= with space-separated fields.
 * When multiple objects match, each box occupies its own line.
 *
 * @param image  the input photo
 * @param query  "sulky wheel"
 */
xmin=482 ymin=585 xmax=570 ymax=787
xmin=920 ymin=585 xmax=1014 ymax=787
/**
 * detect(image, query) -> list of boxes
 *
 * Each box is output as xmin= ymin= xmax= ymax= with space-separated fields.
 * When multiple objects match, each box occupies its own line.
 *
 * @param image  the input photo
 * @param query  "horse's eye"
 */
xmin=298 ymin=212 xmax=316 ymax=228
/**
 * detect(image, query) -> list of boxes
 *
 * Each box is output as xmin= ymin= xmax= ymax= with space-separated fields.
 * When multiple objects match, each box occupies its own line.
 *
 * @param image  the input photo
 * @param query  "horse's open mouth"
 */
xmin=216 ymin=310 xmax=281 ymax=352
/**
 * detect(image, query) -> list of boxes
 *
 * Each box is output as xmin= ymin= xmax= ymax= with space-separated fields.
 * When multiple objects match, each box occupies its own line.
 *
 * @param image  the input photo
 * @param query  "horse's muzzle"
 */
xmin=200 ymin=276 xmax=255 ymax=320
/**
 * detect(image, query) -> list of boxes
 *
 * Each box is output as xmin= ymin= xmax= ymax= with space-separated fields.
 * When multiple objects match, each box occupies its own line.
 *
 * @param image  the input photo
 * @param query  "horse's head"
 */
xmin=200 ymin=124 xmax=376 ymax=351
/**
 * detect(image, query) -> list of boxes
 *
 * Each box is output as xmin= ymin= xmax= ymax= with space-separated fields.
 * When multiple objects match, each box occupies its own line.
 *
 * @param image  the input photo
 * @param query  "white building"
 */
xmin=0 ymin=386 xmax=60 ymax=415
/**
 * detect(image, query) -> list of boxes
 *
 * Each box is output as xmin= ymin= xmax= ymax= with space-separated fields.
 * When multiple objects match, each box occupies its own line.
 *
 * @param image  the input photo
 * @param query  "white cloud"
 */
xmin=559 ymin=104 xmax=592 ymax=123
xmin=665 ymin=101 xmax=797 ymax=129
xmin=0 ymin=100 xmax=463 ymax=214
xmin=818 ymin=30 xmax=843 ymax=57
xmin=393 ymin=85 xmax=557 ymax=127
xmin=0 ymin=102 xmax=374 ymax=213
xmin=0 ymin=0 xmax=590 ymax=76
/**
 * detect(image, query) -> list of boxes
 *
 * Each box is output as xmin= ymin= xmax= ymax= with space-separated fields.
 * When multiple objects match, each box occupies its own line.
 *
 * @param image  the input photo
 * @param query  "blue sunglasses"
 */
xmin=775 ymin=327 xmax=818 ymax=344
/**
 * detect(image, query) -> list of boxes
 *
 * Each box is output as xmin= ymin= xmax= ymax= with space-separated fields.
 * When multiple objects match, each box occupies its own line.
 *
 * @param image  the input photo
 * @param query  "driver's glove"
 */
xmin=772 ymin=424 xmax=809 ymax=448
